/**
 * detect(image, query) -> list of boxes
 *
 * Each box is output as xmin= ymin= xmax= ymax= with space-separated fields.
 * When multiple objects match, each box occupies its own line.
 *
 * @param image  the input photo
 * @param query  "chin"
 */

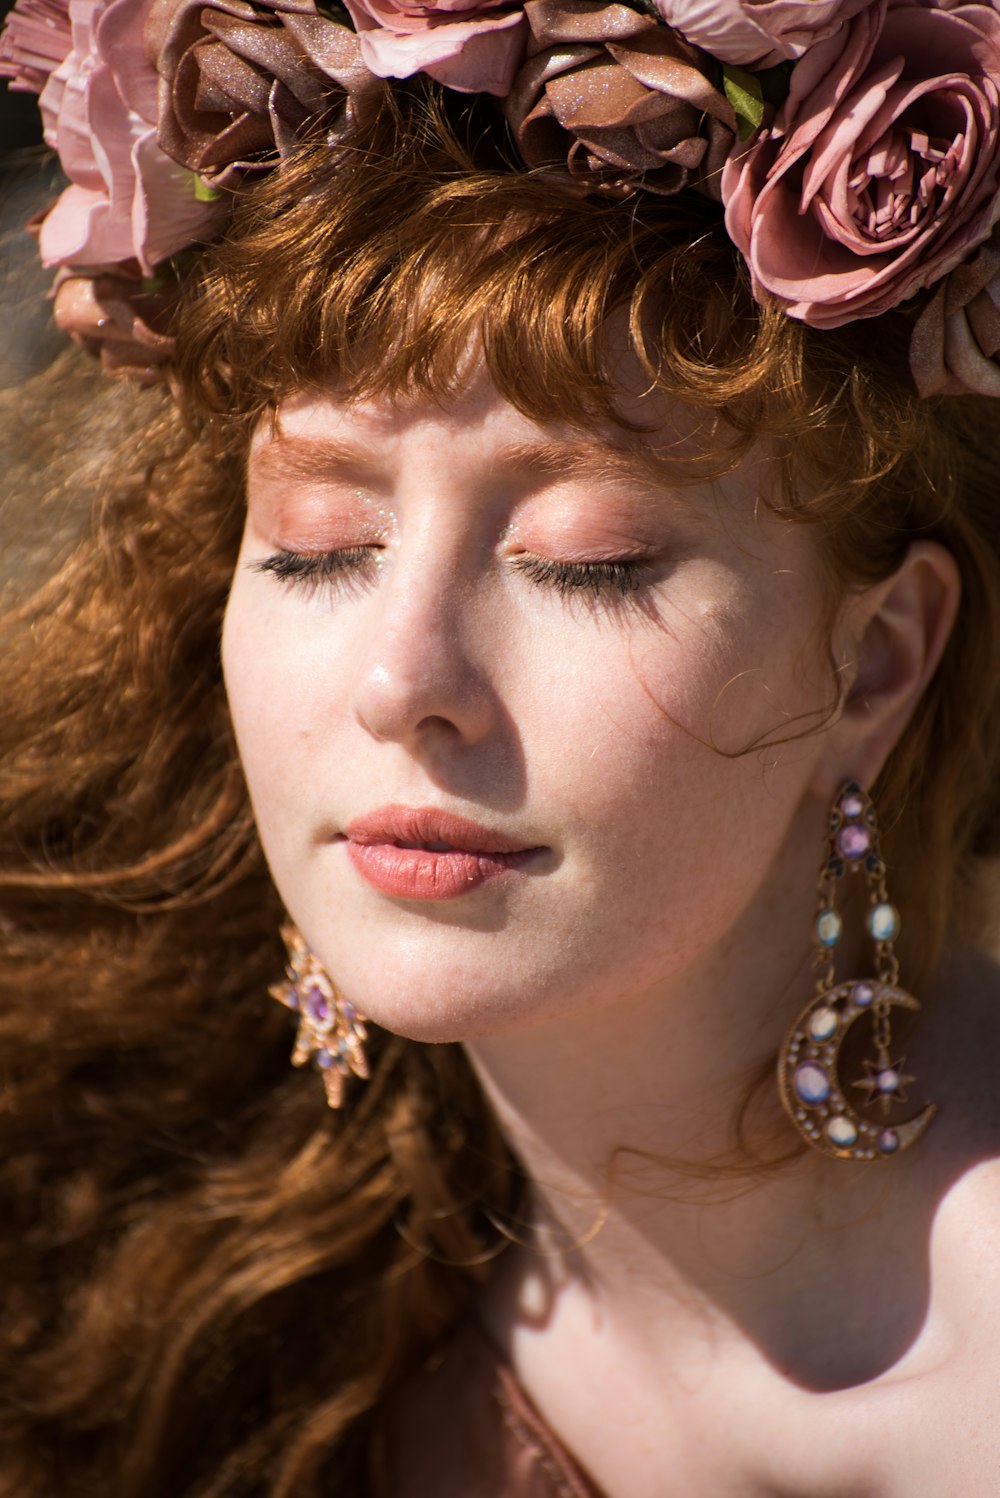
xmin=351 ymin=992 xmax=528 ymax=1046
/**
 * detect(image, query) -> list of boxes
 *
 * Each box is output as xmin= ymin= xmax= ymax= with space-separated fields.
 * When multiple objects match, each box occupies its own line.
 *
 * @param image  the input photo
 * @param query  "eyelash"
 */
xmin=253 ymin=548 xmax=654 ymax=599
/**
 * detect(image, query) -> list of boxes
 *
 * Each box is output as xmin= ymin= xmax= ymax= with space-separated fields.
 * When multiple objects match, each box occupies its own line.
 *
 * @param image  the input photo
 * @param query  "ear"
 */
xmin=813 ymin=541 xmax=961 ymax=798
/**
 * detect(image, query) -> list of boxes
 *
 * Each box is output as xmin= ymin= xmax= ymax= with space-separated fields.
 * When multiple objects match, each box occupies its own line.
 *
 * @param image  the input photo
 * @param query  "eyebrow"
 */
xmin=489 ymin=440 xmax=662 ymax=491
xmin=250 ymin=432 xmax=664 ymax=492
xmin=249 ymin=435 xmax=381 ymax=486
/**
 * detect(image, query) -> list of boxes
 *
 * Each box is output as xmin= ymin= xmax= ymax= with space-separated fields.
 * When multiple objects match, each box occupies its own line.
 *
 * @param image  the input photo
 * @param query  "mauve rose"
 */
xmin=506 ymin=0 xmax=736 ymax=198
xmin=0 ymin=0 xmax=72 ymax=95
xmin=910 ymin=227 xmax=1000 ymax=394
xmin=342 ymin=0 xmax=526 ymax=96
xmin=723 ymin=0 xmax=1000 ymax=327
xmin=52 ymin=266 xmax=178 ymax=381
xmin=652 ymin=0 xmax=874 ymax=69
xmin=147 ymin=0 xmax=374 ymax=189
xmin=5 ymin=0 xmax=227 ymax=273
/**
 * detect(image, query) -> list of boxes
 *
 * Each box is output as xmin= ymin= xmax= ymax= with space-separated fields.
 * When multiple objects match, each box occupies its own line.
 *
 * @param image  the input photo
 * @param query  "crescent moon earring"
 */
xmin=777 ymin=783 xmax=937 ymax=1161
xmin=269 ymin=923 xmax=369 ymax=1109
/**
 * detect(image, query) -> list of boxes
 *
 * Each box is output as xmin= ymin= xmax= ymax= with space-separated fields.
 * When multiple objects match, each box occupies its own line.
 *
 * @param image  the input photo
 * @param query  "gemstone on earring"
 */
xmin=877 ymin=1128 xmax=900 ymax=1155
xmin=876 ymin=1068 xmax=900 ymax=1094
xmin=794 ymin=1063 xmax=831 ymax=1106
xmin=816 ymin=909 xmax=842 ymax=947
xmin=839 ymin=791 xmax=865 ymax=819
xmin=867 ymin=902 xmax=900 ymax=942
xmin=852 ymin=982 xmax=875 ymax=1008
xmin=808 ymin=1007 xmax=839 ymax=1042
xmin=836 ymin=823 xmax=871 ymax=860
xmin=306 ymin=987 xmax=330 ymax=1024
xmin=826 ymin=1115 xmax=858 ymax=1148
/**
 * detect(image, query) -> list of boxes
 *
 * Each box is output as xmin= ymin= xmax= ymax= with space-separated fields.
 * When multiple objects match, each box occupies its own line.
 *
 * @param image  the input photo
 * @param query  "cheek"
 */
xmin=530 ymin=593 xmax=824 ymax=906
xmin=221 ymin=577 xmax=329 ymax=858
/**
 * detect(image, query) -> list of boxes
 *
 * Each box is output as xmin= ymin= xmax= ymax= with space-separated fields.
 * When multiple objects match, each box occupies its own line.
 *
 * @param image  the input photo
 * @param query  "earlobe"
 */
xmin=815 ymin=541 xmax=961 ymax=795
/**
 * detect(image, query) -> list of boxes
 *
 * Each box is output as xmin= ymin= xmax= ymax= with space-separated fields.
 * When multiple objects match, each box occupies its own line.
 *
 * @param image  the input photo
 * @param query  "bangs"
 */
xmin=178 ymin=90 xmax=800 ymax=469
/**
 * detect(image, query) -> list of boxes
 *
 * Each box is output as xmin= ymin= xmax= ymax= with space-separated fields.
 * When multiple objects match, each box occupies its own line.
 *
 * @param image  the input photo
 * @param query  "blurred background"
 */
xmin=1 ymin=8 xmax=145 ymax=590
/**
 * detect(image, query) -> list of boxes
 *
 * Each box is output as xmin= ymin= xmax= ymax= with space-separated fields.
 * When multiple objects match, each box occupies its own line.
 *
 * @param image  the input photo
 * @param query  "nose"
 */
xmin=350 ymin=557 xmax=499 ymax=748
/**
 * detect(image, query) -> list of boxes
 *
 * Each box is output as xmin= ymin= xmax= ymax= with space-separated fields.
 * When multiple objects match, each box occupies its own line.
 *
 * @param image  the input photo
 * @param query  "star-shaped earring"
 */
xmin=853 ymin=1053 xmax=915 ymax=1115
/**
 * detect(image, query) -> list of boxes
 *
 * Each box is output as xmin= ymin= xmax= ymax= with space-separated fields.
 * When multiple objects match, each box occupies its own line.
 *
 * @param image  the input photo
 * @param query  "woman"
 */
xmin=2 ymin=1 xmax=1000 ymax=1493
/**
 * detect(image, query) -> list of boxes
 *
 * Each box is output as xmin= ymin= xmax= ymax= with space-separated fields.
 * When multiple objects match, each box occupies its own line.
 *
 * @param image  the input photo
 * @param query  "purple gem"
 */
xmin=316 ymin=1048 xmax=333 ymax=1069
xmin=306 ymin=987 xmax=330 ymax=1023
xmin=877 ymin=1128 xmax=900 ymax=1155
xmin=836 ymin=823 xmax=871 ymax=860
xmin=876 ymin=1069 xmax=900 ymax=1094
xmin=839 ymin=793 xmax=865 ymax=819
xmin=852 ymin=983 xmax=875 ymax=1009
xmin=794 ymin=1063 xmax=831 ymax=1107
xmin=341 ymin=1000 xmax=357 ymax=1022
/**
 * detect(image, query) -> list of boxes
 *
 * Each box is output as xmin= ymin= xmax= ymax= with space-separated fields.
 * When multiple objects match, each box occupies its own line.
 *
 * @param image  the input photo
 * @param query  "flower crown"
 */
xmin=3 ymin=0 xmax=1000 ymax=394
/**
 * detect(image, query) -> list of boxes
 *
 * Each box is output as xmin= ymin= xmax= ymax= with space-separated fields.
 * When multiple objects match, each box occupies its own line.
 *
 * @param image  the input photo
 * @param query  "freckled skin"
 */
xmin=223 ymin=373 xmax=833 ymax=1044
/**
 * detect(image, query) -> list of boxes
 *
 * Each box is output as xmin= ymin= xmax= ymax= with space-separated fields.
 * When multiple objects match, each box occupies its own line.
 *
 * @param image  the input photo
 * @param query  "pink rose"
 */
xmin=10 ymin=0 xmax=226 ymax=274
xmin=342 ymin=0 xmax=526 ymax=95
xmin=723 ymin=0 xmax=1000 ymax=327
xmin=910 ymin=227 xmax=1000 ymax=394
xmin=0 ymin=0 xmax=73 ymax=94
xmin=52 ymin=266 xmax=178 ymax=381
xmin=653 ymin=0 xmax=875 ymax=68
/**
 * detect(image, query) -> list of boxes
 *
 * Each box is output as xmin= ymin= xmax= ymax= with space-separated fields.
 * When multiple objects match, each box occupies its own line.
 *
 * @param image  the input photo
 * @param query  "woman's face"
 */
xmin=223 ymin=368 xmax=840 ymax=1041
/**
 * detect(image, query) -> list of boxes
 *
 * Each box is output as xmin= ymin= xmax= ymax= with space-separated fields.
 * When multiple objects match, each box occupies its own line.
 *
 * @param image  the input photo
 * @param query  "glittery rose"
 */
xmin=910 ymin=228 xmax=1000 ymax=394
xmin=1 ymin=0 xmax=227 ymax=274
xmin=146 ymin=0 xmax=374 ymax=189
xmin=723 ymin=0 xmax=1000 ymax=327
xmin=506 ymin=0 xmax=736 ymax=198
xmin=341 ymin=0 xmax=526 ymax=96
xmin=652 ymin=0 xmax=875 ymax=69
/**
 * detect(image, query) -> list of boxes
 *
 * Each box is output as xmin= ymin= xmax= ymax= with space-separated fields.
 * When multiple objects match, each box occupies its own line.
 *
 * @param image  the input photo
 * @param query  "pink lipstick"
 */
xmin=342 ymin=805 xmax=543 ymax=900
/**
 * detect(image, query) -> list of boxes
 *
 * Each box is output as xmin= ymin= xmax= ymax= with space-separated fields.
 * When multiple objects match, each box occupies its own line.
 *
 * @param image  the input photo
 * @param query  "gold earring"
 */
xmin=776 ymin=782 xmax=936 ymax=1161
xmin=270 ymin=924 xmax=369 ymax=1109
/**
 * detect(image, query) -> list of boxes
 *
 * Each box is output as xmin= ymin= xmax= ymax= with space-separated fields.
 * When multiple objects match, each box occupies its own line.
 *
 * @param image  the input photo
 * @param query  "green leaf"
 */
xmin=722 ymin=63 xmax=765 ymax=143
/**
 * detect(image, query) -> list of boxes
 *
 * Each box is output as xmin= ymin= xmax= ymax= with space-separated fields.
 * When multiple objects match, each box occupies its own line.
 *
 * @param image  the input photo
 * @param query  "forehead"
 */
xmin=250 ymin=362 xmax=742 ymax=497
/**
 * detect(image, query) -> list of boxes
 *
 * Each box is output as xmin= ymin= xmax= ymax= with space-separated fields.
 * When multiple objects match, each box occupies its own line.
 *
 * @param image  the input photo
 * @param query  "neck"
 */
xmin=462 ymin=836 xmax=938 ymax=1393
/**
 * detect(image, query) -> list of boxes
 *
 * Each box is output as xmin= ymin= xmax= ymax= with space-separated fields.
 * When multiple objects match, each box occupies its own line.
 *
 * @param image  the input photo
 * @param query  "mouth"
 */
xmin=340 ymin=805 xmax=545 ymax=900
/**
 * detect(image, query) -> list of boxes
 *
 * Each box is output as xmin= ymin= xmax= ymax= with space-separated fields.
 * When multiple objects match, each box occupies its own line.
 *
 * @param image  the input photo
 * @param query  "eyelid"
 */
xmin=251 ymin=546 xmax=381 ymax=591
xmin=510 ymin=553 xmax=656 ymax=598
xmin=250 ymin=545 xmax=659 ymax=604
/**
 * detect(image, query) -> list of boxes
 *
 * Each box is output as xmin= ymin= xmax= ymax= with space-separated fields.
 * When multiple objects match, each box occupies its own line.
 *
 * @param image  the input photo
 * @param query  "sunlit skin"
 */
xmin=222 ymin=367 xmax=1000 ymax=1497
xmin=226 ymin=373 xmax=841 ymax=1046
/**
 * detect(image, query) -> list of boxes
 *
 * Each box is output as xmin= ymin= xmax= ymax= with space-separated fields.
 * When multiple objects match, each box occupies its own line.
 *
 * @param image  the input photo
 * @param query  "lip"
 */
xmin=341 ymin=805 xmax=545 ymax=901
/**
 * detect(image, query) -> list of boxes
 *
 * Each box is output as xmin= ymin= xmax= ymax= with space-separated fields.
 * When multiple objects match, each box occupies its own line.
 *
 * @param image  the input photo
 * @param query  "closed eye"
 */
xmin=251 ymin=547 xmax=379 ymax=595
xmin=251 ymin=548 xmax=656 ymax=605
xmin=510 ymin=555 xmax=655 ymax=598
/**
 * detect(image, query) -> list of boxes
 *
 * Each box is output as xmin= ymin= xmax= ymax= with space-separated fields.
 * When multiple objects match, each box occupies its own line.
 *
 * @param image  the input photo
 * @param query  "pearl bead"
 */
xmin=867 ymin=902 xmax=900 ymax=941
xmin=816 ymin=909 xmax=842 ymax=947
xmin=826 ymin=1115 xmax=858 ymax=1148
xmin=794 ymin=1063 xmax=831 ymax=1106
xmin=808 ymin=1006 xmax=839 ymax=1042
